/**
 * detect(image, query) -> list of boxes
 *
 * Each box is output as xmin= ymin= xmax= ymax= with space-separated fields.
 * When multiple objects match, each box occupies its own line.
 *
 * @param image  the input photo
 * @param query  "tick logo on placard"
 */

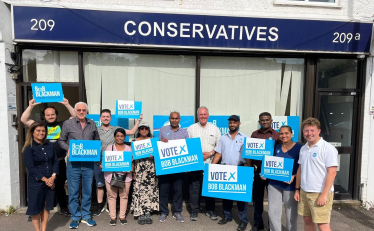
xmin=34 ymin=86 xmax=61 ymax=97
xmin=71 ymin=143 xmax=98 ymax=156
xmin=265 ymin=159 xmax=284 ymax=169
xmin=313 ymin=153 xmax=317 ymax=157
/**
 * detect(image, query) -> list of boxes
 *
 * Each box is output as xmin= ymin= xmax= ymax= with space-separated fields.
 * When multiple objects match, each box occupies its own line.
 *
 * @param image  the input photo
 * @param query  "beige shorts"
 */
xmin=298 ymin=188 xmax=334 ymax=224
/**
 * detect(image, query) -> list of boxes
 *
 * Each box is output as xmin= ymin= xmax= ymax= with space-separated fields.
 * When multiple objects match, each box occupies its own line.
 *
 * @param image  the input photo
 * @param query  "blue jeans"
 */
xmin=67 ymin=161 xmax=94 ymax=221
xmin=222 ymin=199 xmax=249 ymax=223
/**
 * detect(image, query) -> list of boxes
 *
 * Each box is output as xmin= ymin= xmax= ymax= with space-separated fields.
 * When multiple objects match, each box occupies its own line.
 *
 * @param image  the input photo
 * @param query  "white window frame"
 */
xmin=274 ymin=0 xmax=341 ymax=8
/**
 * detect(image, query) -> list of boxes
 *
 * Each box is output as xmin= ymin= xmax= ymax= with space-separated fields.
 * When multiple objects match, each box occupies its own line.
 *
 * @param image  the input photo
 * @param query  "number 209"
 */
xmin=31 ymin=19 xmax=55 ymax=31
xmin=333 ymin=32 xmax=360 ymax=43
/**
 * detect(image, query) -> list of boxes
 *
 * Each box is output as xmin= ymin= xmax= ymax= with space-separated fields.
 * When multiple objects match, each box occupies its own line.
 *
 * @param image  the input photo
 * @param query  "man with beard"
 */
xmin=93 ymin=109 xmax=142 ymax=216
xmin=246 ymin=112 xmax=281 ymax=231
xmin=21 ymin=98 xmax=76 ymax=218
xmin=212 ymin=115 xmax=249 ymax=231
xmin=158 ymin=111 xmax=189 ymax=223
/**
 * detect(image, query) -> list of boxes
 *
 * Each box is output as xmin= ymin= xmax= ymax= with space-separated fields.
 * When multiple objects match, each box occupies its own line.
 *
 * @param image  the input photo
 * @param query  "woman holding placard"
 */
xmin=23 ymin=121 xmax=59 ymax=231
xmin=266 ymin=125 xmax=301 ymax=231
xmin=101 ymin=128 xmax=132 ymax=226
xmin=131 ymin=122 xmax=159 ymax=225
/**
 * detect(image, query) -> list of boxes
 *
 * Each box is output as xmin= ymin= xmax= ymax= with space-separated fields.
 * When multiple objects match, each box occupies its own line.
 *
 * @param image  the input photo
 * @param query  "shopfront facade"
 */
xmin=0 ymin=0 xmax=373 ymax=209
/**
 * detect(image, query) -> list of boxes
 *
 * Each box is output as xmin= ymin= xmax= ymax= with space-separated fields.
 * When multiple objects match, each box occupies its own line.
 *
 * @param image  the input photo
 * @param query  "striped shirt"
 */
xmin=188 ymin=122 xmax=221 ymax=164
xmin=58 ymin=117 xmax=100 ymax=152
xmin=97 ymin=125 xmax=120 ymax=165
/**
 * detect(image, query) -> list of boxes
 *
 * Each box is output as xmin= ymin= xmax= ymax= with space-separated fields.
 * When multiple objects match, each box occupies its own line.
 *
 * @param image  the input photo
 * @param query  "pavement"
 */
xmin=1 ymin=203 xmax=374 ymax=231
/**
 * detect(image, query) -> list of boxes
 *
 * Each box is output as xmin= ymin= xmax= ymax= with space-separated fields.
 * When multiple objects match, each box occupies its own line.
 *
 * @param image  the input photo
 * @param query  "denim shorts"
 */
xmin=94 ymin=164 xmax=105 ymax=187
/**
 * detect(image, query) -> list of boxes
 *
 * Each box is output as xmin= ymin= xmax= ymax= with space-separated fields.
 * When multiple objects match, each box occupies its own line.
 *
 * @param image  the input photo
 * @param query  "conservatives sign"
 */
xmin=31 ymin=83 xmax=63 ymax=103
xmin=272 ymin=116 xmax=300 ymax=142
xmin=202 ymin=164 xmax=254 ymax=202
xmin=69 ymin=140 xmax=101 ymax=162
xmin=13 ymin=6 xmax=372 ymax=53
xmin=153 ymin=138 xmax=204 ymax=175
xmin=261 ymin=156 xmax=294 ymax=182
xmin=242 ymin=137 xmax=275 ymax=161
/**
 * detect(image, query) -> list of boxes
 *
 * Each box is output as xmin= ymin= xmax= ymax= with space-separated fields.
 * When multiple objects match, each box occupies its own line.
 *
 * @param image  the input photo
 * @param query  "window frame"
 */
xmin=274 ymin=0 xmax=341 ymax=8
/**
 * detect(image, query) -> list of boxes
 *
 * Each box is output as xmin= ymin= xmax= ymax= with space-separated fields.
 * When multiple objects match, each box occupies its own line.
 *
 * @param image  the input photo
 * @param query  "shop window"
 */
xmin=83 ymin=52 xmax=195 ymax=127
xmin=22 ymin=50 xmax=79 ymax=82
xmin=318 ymin=59 xmax=357 ymax=89
xmin=200 ymin=57 xmax=304 ymax=136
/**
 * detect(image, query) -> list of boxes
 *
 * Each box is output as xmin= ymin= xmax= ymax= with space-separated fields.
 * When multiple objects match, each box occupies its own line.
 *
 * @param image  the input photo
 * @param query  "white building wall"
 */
xmin=0 ymin=1 xmax=20 ymax=210
xmin=0 ymin=0 xmax=374 ymax=206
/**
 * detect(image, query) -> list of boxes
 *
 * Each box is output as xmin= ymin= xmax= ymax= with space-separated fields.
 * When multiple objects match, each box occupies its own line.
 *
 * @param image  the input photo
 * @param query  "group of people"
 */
xmin=21 ymin=98 xmax=338 ymax=231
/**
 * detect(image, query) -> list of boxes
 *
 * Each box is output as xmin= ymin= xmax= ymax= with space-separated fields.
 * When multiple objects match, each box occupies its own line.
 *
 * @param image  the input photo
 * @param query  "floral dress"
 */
xmin=131 ymin=156 xmax=159 ymax=216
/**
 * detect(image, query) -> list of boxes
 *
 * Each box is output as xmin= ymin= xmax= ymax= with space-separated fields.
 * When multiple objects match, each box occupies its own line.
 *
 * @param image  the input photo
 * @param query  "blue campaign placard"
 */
xmin=272 ymin=116 xmax=300 ymax=142
xmin=131 ymin=138 xmax=158 ymax=160
xmin=31 ymin=83 xmax=64 ymax=103
xmin=202 ymin=164 xmax=254 ymax=203
xmin=208 ymin=115 xmax=239 ymax=135
xmin=153 ymin=115 xmax=194 ymax=140
xmin=116 ymin=100 xmax=142 ymax=119
xmin=86 ymin=114 xmax=129 ymax=142
xmin=260 ymin=156 xmax=294 ymax=182
xmin=69 ymin=140 xmax=101 ymax=162
xmin=102 ymin=151 xmax=132 ymax=172
xmin=242 ymin=137 xmax=275 ymax=161
xmin=153 ymin=137 xmax=204 ymax=175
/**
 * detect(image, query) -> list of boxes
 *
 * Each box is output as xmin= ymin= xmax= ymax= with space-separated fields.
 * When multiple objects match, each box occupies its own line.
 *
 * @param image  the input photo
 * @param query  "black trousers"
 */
xmin=252 ymin=174 xmax=269 ymax=226
xmin=189 ymin=170 xmax=216 ymax=213
xmin=159 ymin=173 xmax=184 ymax=215
xmin=56 ymin=159 xmax=68 ymax=210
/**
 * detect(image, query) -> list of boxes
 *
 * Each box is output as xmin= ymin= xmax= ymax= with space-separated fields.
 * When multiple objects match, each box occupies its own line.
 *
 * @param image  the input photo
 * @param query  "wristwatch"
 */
xmin=295 ymin=188 xmax=300 ymax=191
xmin=210 ymin=151 xmax=214 ymax=156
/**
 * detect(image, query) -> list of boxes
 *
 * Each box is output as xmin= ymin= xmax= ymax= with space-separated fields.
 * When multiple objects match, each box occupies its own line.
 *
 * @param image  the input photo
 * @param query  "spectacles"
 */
xmin=76 ymin=109 xmax=87 ymax=112
xmin=140 ymin=127 xmax=149 ymax=130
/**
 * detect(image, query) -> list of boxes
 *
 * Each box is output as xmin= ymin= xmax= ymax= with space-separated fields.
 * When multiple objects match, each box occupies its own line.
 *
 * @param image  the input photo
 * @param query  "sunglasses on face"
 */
xmin=140 ymin=127 xmax=149 ymax=130
xmin=76 ymin=109 xmax=87 ymax=112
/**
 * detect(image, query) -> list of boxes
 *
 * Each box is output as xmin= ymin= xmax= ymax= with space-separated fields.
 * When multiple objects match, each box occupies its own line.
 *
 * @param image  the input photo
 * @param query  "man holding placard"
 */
xmin=58 ymin=102 xmax=100 ymax=229
xmin=247 ymin=112 xmax=281 ymax=231
xmin=158 ymin=111 xmax=189 ymax=223
xmin=294 ymin=118 xmax=338 ymax=231
xmin=21 ymin=97 xmax=76 ymax=218
xmin=93 ymin=109 xmax=142 ymax=216
xmin=187 ymin=106 xmax=221 ymax=221
xmin=211 ymin=115 xmax=249 ymax=231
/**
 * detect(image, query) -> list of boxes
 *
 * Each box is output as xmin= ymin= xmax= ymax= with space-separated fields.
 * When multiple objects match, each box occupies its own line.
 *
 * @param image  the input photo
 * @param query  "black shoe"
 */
xmin=138 ymin=215 xmax=146 ymax=225
xmin=120 ymin=218 xmax=127 ymax=225
xmin=205 ymin=211 xmax=218 ymax=220
xmin=93 ymin=203 xmax=104 ymax=216
xmin=218 ymin=217 xmax=232 ymax=225
xmin=237 ymin=222 xmax=248 ymax=231
xmin=27 ymin=215 xmax=32 ymax=222
xmin=145 ymin=212 xmax=153 ymax=224
xmin=190 ymin=212 xmax=198 ymax=221
xmin=110 ymin=219 xmax=117 ymax=226
xmin=250 ymin=224 xmax=265 ymax=231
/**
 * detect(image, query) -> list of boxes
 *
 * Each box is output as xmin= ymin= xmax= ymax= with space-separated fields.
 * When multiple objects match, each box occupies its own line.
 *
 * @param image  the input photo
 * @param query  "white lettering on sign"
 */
xmin=31 ymin=19 xmax=55 ymax=31
xmin=245 ymin=138 xmax=265 ymax=150
xmin=34 ymin=86 xmax=61 ymax=97
xmin=157 ymin=139 xmax=189 ymax=160
xmin=133 ymin=139 xmax=152 ymax=151
xmin=208 ymin=164 xmax=238 ymax=182
xmin=71 ymin=143 xmax=98 ymax=155
xmin=271 ymin=116 xmax=287 ymax=130
xmin=117 ymin=100 xmax=135 ymax=110
xmin=333 ymin=32 xmax=360 ymax=43
xmin=123 ymin=21 xmax=279 ymax=42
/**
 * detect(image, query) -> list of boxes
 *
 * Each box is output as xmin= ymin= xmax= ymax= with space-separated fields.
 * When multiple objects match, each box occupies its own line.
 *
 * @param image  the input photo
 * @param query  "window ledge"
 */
xmin=273 ymin=1 xmax=342 ymax=8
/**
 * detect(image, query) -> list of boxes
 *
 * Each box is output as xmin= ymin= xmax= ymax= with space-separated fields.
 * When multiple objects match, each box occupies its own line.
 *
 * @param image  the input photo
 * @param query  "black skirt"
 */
xmin=26 ymin=177 xmax=57 ymax=216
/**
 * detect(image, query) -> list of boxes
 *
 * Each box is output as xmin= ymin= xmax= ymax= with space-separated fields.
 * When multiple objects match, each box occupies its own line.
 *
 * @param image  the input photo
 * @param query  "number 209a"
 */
xmin=333 ymin=32 xmax=360 ymax=43
xmin=31 ymin=19 xmax=55 ymax=31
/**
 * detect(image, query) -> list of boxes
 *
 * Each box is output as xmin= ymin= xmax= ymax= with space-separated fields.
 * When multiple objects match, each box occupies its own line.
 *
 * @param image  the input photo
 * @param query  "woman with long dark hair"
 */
xmin=131 ymin=122 xmax=159 ymax=225
xmin=23 ymin=121 xmax=59 ymax=231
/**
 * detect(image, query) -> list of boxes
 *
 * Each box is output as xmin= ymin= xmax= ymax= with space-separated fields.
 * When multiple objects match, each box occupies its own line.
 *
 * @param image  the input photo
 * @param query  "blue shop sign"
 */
xmin=102 ymin=151 xmax=132 ymax=172
xmin=13 ymin=6 xmax=372 ymax=53
xmin=202 ymin=164 xmax=254 ymax=203
xmin=69 ymin=140 xmax=101 ymax=162
xmin=260 ymin=155 xmax=294 ymax=182
xmin=153 ymin=137 xmax=204 ymax=175
xmin=31 ymin=83 xmax=63 ymax=103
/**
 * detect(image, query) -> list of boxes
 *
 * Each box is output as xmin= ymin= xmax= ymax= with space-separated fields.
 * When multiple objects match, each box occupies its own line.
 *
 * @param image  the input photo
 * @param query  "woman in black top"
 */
xmin=23 ymin=121 xmax=59 ymax=231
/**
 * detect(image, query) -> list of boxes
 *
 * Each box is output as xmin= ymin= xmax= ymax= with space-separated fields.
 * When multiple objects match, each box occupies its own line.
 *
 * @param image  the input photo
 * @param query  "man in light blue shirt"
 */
xmin=212 ymin=115 xmax=249 ymax=231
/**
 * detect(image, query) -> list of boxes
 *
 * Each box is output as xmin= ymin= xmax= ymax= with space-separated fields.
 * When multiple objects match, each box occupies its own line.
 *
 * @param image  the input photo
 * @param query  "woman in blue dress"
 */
xmin=23 ymin=121 xmax=59 ymax=231
xmin=266 ymin=125 xmax=302 ymax=231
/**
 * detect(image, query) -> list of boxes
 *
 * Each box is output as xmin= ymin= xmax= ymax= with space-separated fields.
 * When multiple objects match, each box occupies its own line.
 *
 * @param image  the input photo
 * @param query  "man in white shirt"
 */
xmin=294 ymin=117 xmax=338 ymax=231
xmin=187 ymin=106 xmax=221 ymax=221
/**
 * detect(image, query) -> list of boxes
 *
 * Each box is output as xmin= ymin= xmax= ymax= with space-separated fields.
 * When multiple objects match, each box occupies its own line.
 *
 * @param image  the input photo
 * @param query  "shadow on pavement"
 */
xmin=334 ymin=206 xmax=374 ymax=230
xmin=47 ymin=213 xmax=70 ymax=231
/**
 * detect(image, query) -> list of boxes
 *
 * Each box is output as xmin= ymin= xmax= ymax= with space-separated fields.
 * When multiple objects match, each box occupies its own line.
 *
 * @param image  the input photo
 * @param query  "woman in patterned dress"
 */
xmin=131 ymin=122 xmax=159 ymax=225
